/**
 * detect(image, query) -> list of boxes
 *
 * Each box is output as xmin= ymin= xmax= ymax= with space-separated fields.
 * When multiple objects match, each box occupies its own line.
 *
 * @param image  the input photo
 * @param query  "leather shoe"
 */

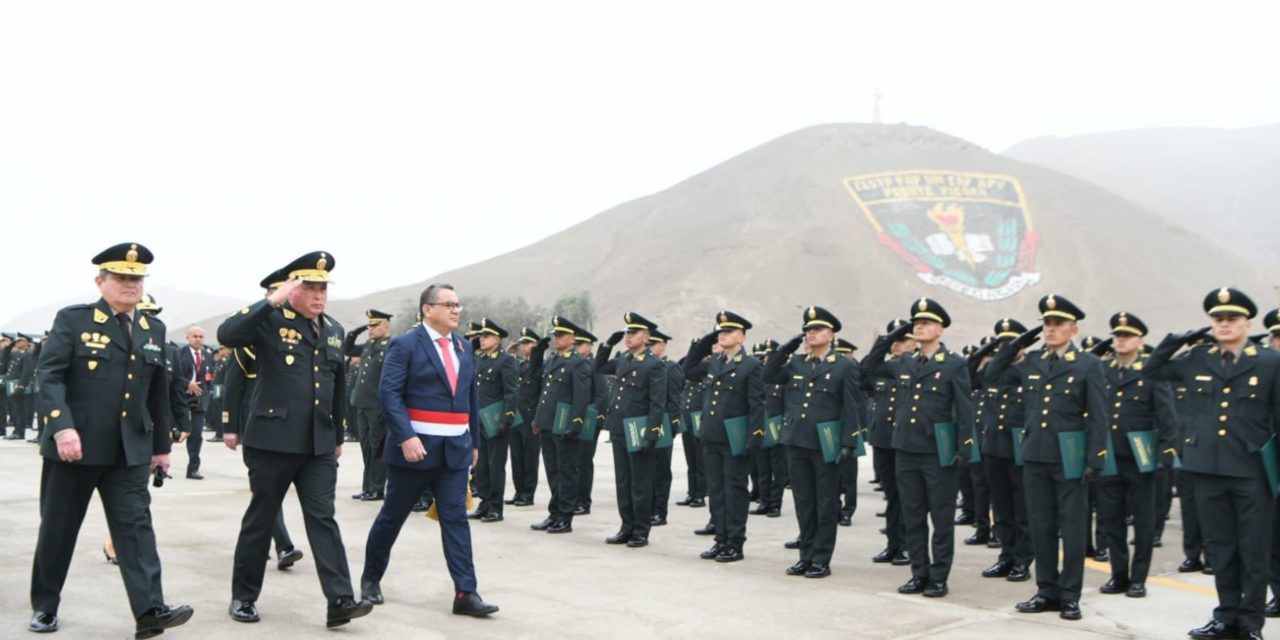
xmin=872 ymin=548 xmax=899 ymax=564
xmin=649 ymin=514 xmax=667 ymax=526
xmin=688 ymin=498 xmax=706 ymax=507
xmin=694 ymin=522 xmax=716 ymax=536
xmin=987 ymin=536 xmax=1003 ymax=549
xmin=875 ymin=510 xmax=887 ymax=518
xmin=467 ymin=509 xmax=487 ymax=520
xmin=481 ymin=512 xmax=504 ymax=523
xmin=573 ymin=504 xmax=590 ymax=516
xmin=452 ymin=591 xmax=498 ymax=617
xmin=360 ymin=491 xmax=384 ymax=502
xmin=676 ymin=496 xmax=694 ymax=506
xmin=923 ymin=581 xmax=948 ymax=598
xmin=1241 ymin=629 xmax=1264 ymax=640
xmin=716 ymin=547 xmax=745 ymax=563
xmin=964 ymin=532 xmax=990 ymax=545
xmin=411 ymin=499 xmax=432 ymax=513
xmin=804 ymin=563 xmax=830 ymax=578
xmin=229 ymin=600 xmax=259 ymax=623
xmin=954 ymin=512 xmax=974 ymax=525
xmin=1015 ymin=594 xmax=1060 ymax=613
xmin=750 ymin=504 xmax=770 ymax=515
xmin=891 ymin=550 xmax=911 ymax=566
xmin=1178 ymin=558 xmax=1205 ymax=573
xmin=786 ymin=561 xmax=811 ymax=576
xmin=28 ymin=611 xmax=58 ymax=633
xmin=1188 ymin=618 xmax=1238 ymax=639
xmin=605 ymin=532 xmax=630 ymax=545
xmin=546 ymin=521 xmax=572 ymax=534
xmin=981 ymin=561 xmax=1012 ymax=578
xmin=838 ymin=514 xmax=852 ymax=527
xmin=361 ymin=579 xmax=384 ymax=605
xmin=352 ymin=491 xmax=370 ymax=500
xmin=186 ymin=470 xmax=204 ymax=480
xmin=504 ymin=497 xmax=517 ymax=505
xmin=1125 ymin=582 xmax=1146 ymax=598
xmin=135 ymin=604 xmax=193 ymax=638
xmin=530 ymin=517 xmax=554 ymax=531
xmin=326 ymin=597 xmax=373 ymax=628
xmin=1093 ymin=549 xmax=1109 ymax=562
xmin=277 ymin=547 xmax=304 ymax=570
xmin=1059 ymin=600 xmax=1081 ymax=621
xmin=1266 ymin=597 xmax=1280 ymax=617
xmin=1203 ymin=565 xmax=1215 ymax=575
xmin=700 ymin=544 xmax=724 ymax=560
xmin=767 ymin=508 xmax=781 ymax=518
xmin=511 ymin=498 xmax=533 ymax=507
xmin=898 ymin=576 xmax=927 ymax=594
xmin=1007 ymin=564 xmax=1030 ymax=582
xmin=626 ymin=536 xmax=649 ymax=548
xmin=1099 ymin=576 xmax=1130 ymax=594
xmin=784 ymin=538 xmax=801 ymax=550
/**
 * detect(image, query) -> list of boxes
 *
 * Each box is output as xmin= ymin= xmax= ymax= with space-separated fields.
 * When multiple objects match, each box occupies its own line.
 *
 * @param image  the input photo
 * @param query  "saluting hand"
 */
xmin=1011 ymin=325 xmax=1044 ymax=350
xmin=779 ymin=334 xmax=805 ymax=355
xmin=606 ymin=331 xmax=625 ymax=348
xmin=54 ymin=429 xmax=83 ymax=462
xmin=266 ymin=277 xmax=303 ymax=307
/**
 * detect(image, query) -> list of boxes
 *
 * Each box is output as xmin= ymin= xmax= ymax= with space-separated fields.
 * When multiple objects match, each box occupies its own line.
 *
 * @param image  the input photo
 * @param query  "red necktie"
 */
xmin=195 ymin=349 xmax=203 ymax=373
xmin=438 ymin=337 xmax=458 ymax=395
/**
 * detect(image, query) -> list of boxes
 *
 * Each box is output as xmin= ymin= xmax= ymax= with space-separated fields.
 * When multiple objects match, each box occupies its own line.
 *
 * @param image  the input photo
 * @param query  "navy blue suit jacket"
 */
xmin=379 ymin=324 xmax=480 ymax=471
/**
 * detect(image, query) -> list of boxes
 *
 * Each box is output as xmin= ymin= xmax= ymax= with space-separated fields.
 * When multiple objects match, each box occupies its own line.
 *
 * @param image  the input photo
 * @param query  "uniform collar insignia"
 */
xmin=1064 ymin=351 xmax=1076 ymax=362
xmin=93 ymin=308 xmax=109 ymax=324
xmin=1245 ymin=345 xmax=1258 ymax=357
xmin=934 ymin=351 xmax=946 ymax=362
xmin=138 ymin=315 xmax=150 ymax=331
xmin=826 ymin=354 xmax=836 ymax=363
xmin=282 ymin=308 xmax=297 ymax=320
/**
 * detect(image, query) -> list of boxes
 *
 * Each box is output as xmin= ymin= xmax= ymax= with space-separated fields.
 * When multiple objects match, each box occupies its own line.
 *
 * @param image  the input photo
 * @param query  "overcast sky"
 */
xmin=2 ymin=0 xmax=1278 ymax=326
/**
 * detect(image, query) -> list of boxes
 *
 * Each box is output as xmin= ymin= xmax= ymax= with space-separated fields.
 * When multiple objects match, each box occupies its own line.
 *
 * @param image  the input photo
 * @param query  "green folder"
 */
xmin=763 ymin=415 xmax=783 ymax=448
xmin=934 ymin=421 xmax=958 ymax=467
xmin=1261 ymin=435 xmax=1280 ymax=499
xmin=673 ymin=412 xmax=686 ymax=435
xmin=4 ymin=380 xmax=15 ymax=396
xmin=1012 ymin=427 xmax=1026 ymax=466
xmin=552 ymin=402 xmax=574 ymax=436
xmin=854 ymin=429 xmax=867 ymax=458
xmin=1126 ymin=430 xmax=1158 ymax=474
xmin=816 ymin=420 xmax=843 ymax=464
xmin=658 ymin=413 xmax=675 ymax=449
xmin=577 ymin=405 xmax=599 ymax=442
xmin=968 ymin=435 xmax=982 ymax=463
xmin=1058 ymin=430 xmax=1087 ymax=480
xmin=211 ymin=384 xmax=223 ymax=400
xmin=690 ymin=411 xmax=703 ymax=438
xmin=1101 ymin=431 xmax=1118 ymax=477
xmin=724 ymin=415 xmax=749 ymax=456
xmin=623 ymin=416 xmax=651 ymax=453
xmin=481 ymin=400 xmax=525 ymax=438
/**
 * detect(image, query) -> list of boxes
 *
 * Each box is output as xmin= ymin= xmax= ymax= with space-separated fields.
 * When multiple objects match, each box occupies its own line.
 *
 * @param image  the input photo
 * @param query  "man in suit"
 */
xmin=29 ymin=242 xmax=194 ymax=637
xmin=529 ymin=316 xmax=591 ymax=533
xmin=175 ymin=326 xmax=210 ymax=479
xmin=1145 ymin=289 xmax=1279 ymax=640
xmin=218 ymin=251 xmax=372 ymax=628
xmin=360 ymin=283 xmax=498 ymax=617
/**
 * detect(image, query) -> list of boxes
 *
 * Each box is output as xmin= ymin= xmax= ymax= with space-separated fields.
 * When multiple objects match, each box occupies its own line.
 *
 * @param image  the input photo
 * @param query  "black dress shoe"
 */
xmin=767 ymin=508 xmax=781 ymax=518
xmin=186 ymin=470 xmax=204 ymax=480
xmin=530 ymin=517 xmax=554 ymax=531
xmin=504 ymin=497 xmax=517 ymax=505
xmin=467 ymin=509 xmax=487 ymax=520
xmin=891 ymin=550 xmax=911 ymax=566
xmin=352 ymin=491 xmax=370 ymax=500
xmin=453 ymin=591 xmax=499 ymax=617
xmin=1015 ymin=594 xmax=1061 ymax=613
xmin=326 ymin=597 xmax=373 ymax=628
xmin=804 ymin=563 xmax=830 ymax=578
xmin=546 ymin=521 xmax=572 ymax=533
xmin=676 ymin=496 xmax=694 ymax=506
xmin=987 ymin=536 xmax=1003 ymax=549
xmin=626 ymin=536 xmax=649 ymax=548
xmin=750 ymin=504 xmax=770 ymax=515
xmin=923 ymin=581 xmax=948 ymax=598
xmin=786 ymin=561 xmax=811 ymax=576
xmin=360 ymin=491 xmax=384 ymax=502
xmin=1007 ymin=564 xmax=1030 ymax=582
xmin=605 ymin=532 xmax=630 ymax=545
xmin=898 ymin=576 xmax=927 ymax=594
xmin=135 ymin=604 xmax=194 ymax=639
xmin=838 ymin=514 xmax=852 ymax=527
xmin=700 ymin=544 xmax=724 ymax=560
xmin=694 ymin=522 xmax=716 ymax=536
xmin=512 ymin=498 xmax=534 ymax=507
xmin=964 ymin=532 xmax=990 ymax=545
xmin=688 ymin=498 xmax=706 ymax=507
xmin=955 ymin=512 xmax=974 ymax=525
xmin=875 ymin=510 xmax=887 ymax=518
xmin=1099 ymin=576 xmax=1130 ymax=594
xmin=1179 ymin=558 xmax=1205 ymax=573
xmin=480 ymin=512 xmax=504 ymax=523
xmin=1152 ymin=535 xmax=1163 ymax=548
xmin=784 ymin=538 xmax=801 ymax=550
xmin=715 ymin=547 xmax=745 ymax=563
xmin=411 ymin=499 xmax=432 ymax=513
xmin=1188 ymin=618 xmax=1239 ymax=640
xmin=1203 ymin=565 xmax=1215 ymax=575
xmin=873 ymin=485 xmax=885 ymax=492
xmin=361 ymin=579 xmax=384 ymax=605
xmin=1125 ymin=582 xmax=1146 ymax=598
xmin=229 ymin=600 xmax=260 ymax=623
xmin=1241 ymin=629 xmax=1264 ymax=640
xmin=649 ymin=515 xmax=667 ymax=526
xmin=1266 ymin=597 xmax=1280 ymax=617
xmin=1059 ymin=600 xmax=1081 ymax=621
xmin=981 ymin=561 xmax=1012 ymax=578
xmin=573 ymin=505 xmax=591 ymax=516
xmin=277 ymin=547 xmax=304 ymax=570
xmin=28 ymin=611 xmax=58 ymax=633
xmin=1093 ymin=549 xmax=1109 ymax=562
xmin=872 ymin=548 xmax=899 ymax=563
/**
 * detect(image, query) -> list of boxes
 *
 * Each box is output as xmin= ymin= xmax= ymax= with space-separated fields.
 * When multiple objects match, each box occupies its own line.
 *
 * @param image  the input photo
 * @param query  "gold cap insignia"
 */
xmin=720 ymin=312 xmax=728 ymax=324
xmin=1001 ymin=319 xmax=1010 ymax=332
xmin=1119 ymin=312 xmax=1128 ymax=326
xmin=917 ymin=298 xmax=928 ymax=312
xmin=1218 ymin=287 xmax=1231 ymax=304
xmin=126 ymin=244 xmax=139 ymax=263
xmin=807 ymin=307 xmax=816 ymax=320
xmin=625 ymin=312 xmax=632 ymax=323
xmin=1046 ymin=295 xmax=1057 ymax=310
xmin=317 ymin=254 xmax=328 ymax=270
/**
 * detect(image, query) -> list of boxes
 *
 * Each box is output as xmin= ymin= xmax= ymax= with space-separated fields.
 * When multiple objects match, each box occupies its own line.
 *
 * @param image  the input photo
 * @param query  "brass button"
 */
xmin=127 ymin=373 xmax=133 ymax=380
xmin=1114 ymin=402 xmax=1122 ymax=408
xmin=314 ymin=349 xmax=319 ymax=355
xmin=910 ymin=418 xmax=916 ymax=424
xmin=915 ymin=383 xmax=922 ymax=389
xmin=711 ymin=411 xmax=716 ymax=416
xmin=130 ymin=355 xmax=137 ymax=361
xmin=1041 ymin=409 xmax=1049 ymax=415
xmin=1221 ymin=401 xmax=1229 ymax=408
xmin=1219 ymin=415 xmax=1228 ymax=422
xmin=1044 ymin=397 xmax=1051 ymax=403
xmin=1112 ymin=425 xmax=1118 ymax=431
xmin=998 ymin=414 xmax=1005 ymax=420
xmin=121 ymin=411 xmax=128 ymax=417
xmin=314 ymin=399 xmax=320 ymax=405
xmin=1041 ymin=422 xmax=1048 ymax=428
xmin=1045 ymin=384 xmax=1053 ymax=390
xmin=913 ymin=394 xmax=920 ymax=400
xmin=802 ymin=403 xmax=809 ymax=408
xmin=1218 ymin=429 xmax=1227 ymax=436
xmin=911 ymin=407 xmax=918 ymax=412
xmin=1223 ymin=387 xmax=1232 ymax=394
xmin=1000 ymin=404 xmax=1007 ymax=410
xmin=268 ymin=408 xmax=274 ymax=413
xmin=799 ymin=413 xmax=805 ymax=419
xmin=998 ymin=425 xmax=1004 ymax=431
xmin=124 ymin=393 xmax=131 ymax=400
xmin=314 ymin=366 xmax=319 ymax=372
xmin=315 ymin=383 xmax=320 ymax=389
xmin=1113 ymin=414 xmax=1120 ymax=419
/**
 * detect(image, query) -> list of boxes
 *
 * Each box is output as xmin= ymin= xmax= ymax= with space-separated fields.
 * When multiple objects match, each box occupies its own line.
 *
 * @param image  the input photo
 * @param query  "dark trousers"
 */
xmin=611 ymin=438 xmax=654 ymax=538
xmin=897 ymin=451 xmax=958 ymax=582
xmin=985 ymin=455 xmax=1032 ymax=566
xmin=31 ymin=460 xmax=163 ymax=618
xmin=0 ymin=390 xmax=8 ymax=429
xmin=185 ymin=411 xmax=205 ymax=473
xmin=958 ymin=457 xmax=991 ymax=535
xmin=208 ymin=397 xmax=224 ymax=439
xmin=787 ymin=445 xmax=839 ymax=565
xmin=1192 ymin=471 xmax=1272 ymax=632
xmin=540 ymin=432 xmax=580 ymax=523
xmin=232 ymin=448 xmax=352 ymax=602
xmin=1023 ymin=461 xmax=1087 ymax=602
xmin=754 ymin=444 xmax=788 ymax=511
xmin=356 ymin=408 xmax=387 ymax=496
xmin=9 ymin=393 xmax=33 ymax=436
xmin=1270 ymin=499 xmax=1280 ymax=600
xmin=272 ymin=510 xmax=294 ymax=554
xmin=1154 ymin=467 xmax=1174 ymax=541
xmin=1178 ymin=470 xmax=1207 ymax=562
xmin=1085 ymin=481 xmax=1105 ymax=552
xmin=681 ymin=428 xmax=706 ymax=499
xmin=578 ymin=428 xmax=601 ymax=508
xmin=1098 ymin=458 xmax=1158 ymax=582
xmin=476 ymin=430 xmax=509 ymax=515
xmin=653 ymin=445 xmax=674 ymax=519
xmin=838 ymin=453 xmax=858 ymax=517
xmin=509 ymin=423 xmax=540 ymax=501
xmin=364 ymin=462 xmax=477 ymax=592
xmin=704 ymin=440 xmax=750 ymax=548
xmin=873 ymin=446 xmax=904 ymax=551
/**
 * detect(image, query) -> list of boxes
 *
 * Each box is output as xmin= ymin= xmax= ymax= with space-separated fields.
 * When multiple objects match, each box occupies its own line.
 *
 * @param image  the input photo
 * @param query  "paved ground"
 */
xmin=0 ymin=435 xmax=1228 ymax=639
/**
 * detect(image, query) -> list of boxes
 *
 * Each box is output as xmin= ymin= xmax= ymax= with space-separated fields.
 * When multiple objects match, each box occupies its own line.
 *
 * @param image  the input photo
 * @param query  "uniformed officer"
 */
xmin=4 ymin=333 xmax=36 ymax=439
xmin=574 ymin=328 xmax=606 ymax=515
xmin=677 ymin=338 xmax=710 ymax=510
xmin=530 ymin=316 xmax=591 ymax=534
xmin=985 ymin=294 xmax=1108 ymax=622
xmin=29 ymin=242 xmax=194 ymax=637
xmin=1145 ymin=289 xmax=1278 ymax=640
xmin=0 ymin=333 xmax=10 ymax=436
xmin=681 ymin=311 xmax=763 ymax=562
xmin=762 ymin=306 xmax=861 ymax=578
xmin=351 ymin=309 xmax=394 ymax=502
xmin=468 ymin=318 xmax=518 ymax=523
xmin=1266 ymin=308 xmax=1280 ymax=618
xmin=508 ymin=327 xmax=545 ymax=507
xmin=834 ymin=338 xmax=861 ymax=527
xmin=595 ymin=312 xmax=667 ymax=547
xmin=865 ymin=319 xmax=915 ymax=566
xmin=1095 ymin=312 xmax=1176 ymax=599
xmin=217 ymin=251 xmax=372 ymax=628
xmin=752 ymin=339 xmax=787 ymax=519
xmin=864 ymin=298 xmax=974 ymax=598
xmin=970 ymin=319 xmax=1032 ymax=583
xmin=647 ymin=328 xmax=684 ymax=527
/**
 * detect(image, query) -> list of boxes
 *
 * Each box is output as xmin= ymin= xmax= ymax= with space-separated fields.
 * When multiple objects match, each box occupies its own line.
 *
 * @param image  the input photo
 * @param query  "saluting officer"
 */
xmin=752 ymin=339 xmax=787 ymax=518
xmin=678 ymin=339 xmax=710 ymax=509
xmin=530 ymin=317 xmax=591 ymax=534
xmin=1095 ymin=312 xmax=1176 ymax=599
xmin=468 ymin=318 xmax=518 ymax=523
xmin=573 ymin=328 xmax=606 ymax=515
xmin=350 ymin=309 xmax=394 ymax=502
xmin=647 ymin=329 xmax=683 ymax=527
xmin=595 ymin=312 xmax=667 ymax=548
xmin=985 ymin=294 xmax=1108 ymax=622
xmin=30 ymin=242 xmax=193 ymax=637
xmin=865 ymin=319 xmax=915 ymax=567
xmin=509 ymin=328 xmax=545 ymax=507
xmin=1144 ymin=289 xmax=1279 ymax=640
xmin=762 ymin=306 xmax=861 ymax=579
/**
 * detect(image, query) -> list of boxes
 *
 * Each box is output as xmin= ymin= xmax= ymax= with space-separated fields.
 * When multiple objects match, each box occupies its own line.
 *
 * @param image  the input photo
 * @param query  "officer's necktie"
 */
xmin=1048 ymin=351 xmax=1059 ymax=374
xmin=438 ymin=337 xmax=458 ymax=394
xmin=116 ymin=312 xmax=133 ymax=352
xmin=1222 ymin=351 xmax=1235 ymax=375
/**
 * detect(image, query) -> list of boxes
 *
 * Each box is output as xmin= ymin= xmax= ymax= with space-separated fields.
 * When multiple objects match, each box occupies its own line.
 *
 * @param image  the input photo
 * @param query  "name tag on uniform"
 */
xmin=1195 ymin=375 xmax=1212 ymax=381
xmin=1250 ymin=376 xmax=1259 ymax=386
xmin=1028 ymin=374 xmax=1041 ymax=380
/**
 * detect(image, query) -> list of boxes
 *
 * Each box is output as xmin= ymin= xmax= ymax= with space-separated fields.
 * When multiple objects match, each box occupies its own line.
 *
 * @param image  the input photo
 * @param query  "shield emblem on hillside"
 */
xmin=842 ymin=171 xmax=1042 ymax=301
